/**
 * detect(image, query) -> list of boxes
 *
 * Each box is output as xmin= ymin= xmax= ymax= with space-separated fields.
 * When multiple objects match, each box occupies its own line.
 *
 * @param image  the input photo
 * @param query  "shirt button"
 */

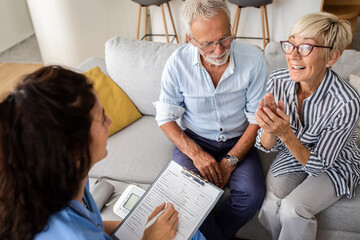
xmin=98 ymin=224 xmax=101 ymax=229
xmin=220 ymin=128 xmax=223 ymax=132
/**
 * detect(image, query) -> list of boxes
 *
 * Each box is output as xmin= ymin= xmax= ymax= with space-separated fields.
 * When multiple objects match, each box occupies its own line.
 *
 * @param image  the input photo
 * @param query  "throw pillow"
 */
xmin=350 ymin=75 xmax=360 ymax=146
xmin=350 ymin=74 xmax=360 ymax=93
xmin=83 ymin=66 xmax=142 ymax=136
xmin=105 ymin=37 xmax=180 ymax=115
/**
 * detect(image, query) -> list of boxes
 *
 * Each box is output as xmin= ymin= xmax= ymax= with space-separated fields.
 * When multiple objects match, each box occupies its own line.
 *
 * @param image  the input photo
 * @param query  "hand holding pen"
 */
xmin=142 ymin=202 xmax=178 ymax=240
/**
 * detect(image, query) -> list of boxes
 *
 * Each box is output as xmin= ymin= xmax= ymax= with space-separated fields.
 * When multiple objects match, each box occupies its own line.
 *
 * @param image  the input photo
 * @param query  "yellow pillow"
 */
xmin=83 ymin=67 xmax=142 ymax=136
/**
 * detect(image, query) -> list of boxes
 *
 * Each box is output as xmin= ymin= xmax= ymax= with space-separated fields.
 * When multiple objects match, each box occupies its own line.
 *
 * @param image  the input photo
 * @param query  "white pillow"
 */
xmin=350 ymin=74 xmax=360 ymax=91
xmin=350 ymin=75 xmax=360 ymax=137
xmin=105 ymin=37 xmax=180 ymax=116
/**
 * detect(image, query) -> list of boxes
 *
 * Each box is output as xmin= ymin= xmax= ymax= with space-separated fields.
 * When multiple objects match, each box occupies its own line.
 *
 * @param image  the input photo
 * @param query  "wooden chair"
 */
xmin=132 ymin=0 xmax=179 ymax=43
xmin=228 ymin=0 xmax=272 ymax=49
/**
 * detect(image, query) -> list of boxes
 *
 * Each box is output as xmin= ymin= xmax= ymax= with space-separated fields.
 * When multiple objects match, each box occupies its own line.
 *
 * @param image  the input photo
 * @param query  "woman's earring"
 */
xmin=326 ymin=64 xmax=330 ymax=68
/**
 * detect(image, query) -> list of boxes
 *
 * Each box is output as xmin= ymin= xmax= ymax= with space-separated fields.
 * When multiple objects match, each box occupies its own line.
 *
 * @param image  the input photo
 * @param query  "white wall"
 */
xmin=26 ymin=0 xmax=323 ymax=68
xmin=149 ymin=0 xmax=323 ymax=46
xmin=27 ymin=0 xmax=139 ymax=68
xmin=0 ymin=0 xmax=34 ymax=53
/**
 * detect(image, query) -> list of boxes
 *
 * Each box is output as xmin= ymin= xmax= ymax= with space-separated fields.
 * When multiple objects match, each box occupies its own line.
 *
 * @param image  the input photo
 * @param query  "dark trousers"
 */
xmin=173 ymin=129 xmax=265 ymax=240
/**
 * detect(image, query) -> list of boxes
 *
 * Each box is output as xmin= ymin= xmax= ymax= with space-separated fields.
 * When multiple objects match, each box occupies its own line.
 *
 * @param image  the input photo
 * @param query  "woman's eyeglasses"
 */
xmin=280 ymin=41 xmax=332 ymax=57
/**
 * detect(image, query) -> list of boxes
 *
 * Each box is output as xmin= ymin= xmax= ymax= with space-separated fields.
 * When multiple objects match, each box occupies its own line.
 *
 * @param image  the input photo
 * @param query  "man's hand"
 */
xmin=159 ymin=122 xmax=223 ymax=186
xmin=192 ymin=151 xmax=223 ymax=187
xmin=218 ymin=158 xmax=236 ymax=189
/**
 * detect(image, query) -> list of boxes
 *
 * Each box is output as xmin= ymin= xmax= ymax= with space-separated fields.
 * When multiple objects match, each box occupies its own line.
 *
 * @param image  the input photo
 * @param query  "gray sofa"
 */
xmin=77 ymin=37 xmax=360 ymax=240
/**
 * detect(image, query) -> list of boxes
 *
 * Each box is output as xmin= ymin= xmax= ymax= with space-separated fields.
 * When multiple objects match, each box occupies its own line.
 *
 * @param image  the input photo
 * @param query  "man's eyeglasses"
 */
xmin=190 ymin=35 xmax=234 ymax=53
xmin=280 ymin=41 xmax=332 ymax=57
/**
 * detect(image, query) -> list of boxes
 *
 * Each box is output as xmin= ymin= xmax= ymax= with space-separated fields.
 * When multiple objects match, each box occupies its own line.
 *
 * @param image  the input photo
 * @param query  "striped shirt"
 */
xmin=255 ymin=68 xmax=360 ymax=198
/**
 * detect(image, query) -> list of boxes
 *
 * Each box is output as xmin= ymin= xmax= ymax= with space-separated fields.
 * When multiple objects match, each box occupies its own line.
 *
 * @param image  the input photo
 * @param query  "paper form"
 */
xmin=113 ymin=160 xmax=223 ymax=240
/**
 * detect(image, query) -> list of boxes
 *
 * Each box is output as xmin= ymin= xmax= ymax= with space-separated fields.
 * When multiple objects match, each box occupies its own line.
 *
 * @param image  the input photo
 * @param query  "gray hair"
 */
xmin=289 ymin=12 xmax=352 ymax=58
xmin=181 ymin=0 xmax=231 ymax=35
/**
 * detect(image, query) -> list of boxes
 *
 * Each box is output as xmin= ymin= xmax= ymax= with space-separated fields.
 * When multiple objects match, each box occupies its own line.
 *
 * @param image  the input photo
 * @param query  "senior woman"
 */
xmin=255 ymin=12 xmax=360 ymax=240
xmin=0 ymin=66 xmax=205 ymax=240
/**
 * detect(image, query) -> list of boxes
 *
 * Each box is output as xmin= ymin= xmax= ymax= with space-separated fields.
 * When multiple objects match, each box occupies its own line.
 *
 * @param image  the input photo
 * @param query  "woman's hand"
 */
xmin=256 ymin=93 xmax=311 ymax=165
xmin=256 ymin=97 xmax=290 ymax=139
xmin=255 ymin=93 xmax=291 ymax=149
xmin=263 ymin=92 xmax=280 ymax=115
xmin=142 ymin=202 xmax=178 ymax=240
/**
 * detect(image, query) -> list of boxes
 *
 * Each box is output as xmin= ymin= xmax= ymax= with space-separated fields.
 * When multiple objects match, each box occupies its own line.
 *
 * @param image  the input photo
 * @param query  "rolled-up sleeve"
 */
xmin=153 ymin=101 xmax=185 ymax=126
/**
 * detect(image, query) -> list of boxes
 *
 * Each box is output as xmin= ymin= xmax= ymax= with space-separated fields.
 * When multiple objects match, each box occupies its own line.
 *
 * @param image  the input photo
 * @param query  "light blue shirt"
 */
xmin=36 ymin=181 xmax=206 ymax=240
xmin=36 ymin=181 xmax=109 ymax=240
xmin=154 ymin=41 xmax=267 ymax=141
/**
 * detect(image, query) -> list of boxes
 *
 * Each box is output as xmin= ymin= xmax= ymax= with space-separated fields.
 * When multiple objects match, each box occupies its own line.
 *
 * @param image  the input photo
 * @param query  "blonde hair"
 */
xmin=289 ymin=12 xmax=352 ymax=59
xmin=181 ymin=0 xmax=230 ymax=35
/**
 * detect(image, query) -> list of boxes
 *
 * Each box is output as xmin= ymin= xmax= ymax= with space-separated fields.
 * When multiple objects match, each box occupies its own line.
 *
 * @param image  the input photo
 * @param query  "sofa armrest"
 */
xmin=76 ymin=57 xmax=107 ymax=75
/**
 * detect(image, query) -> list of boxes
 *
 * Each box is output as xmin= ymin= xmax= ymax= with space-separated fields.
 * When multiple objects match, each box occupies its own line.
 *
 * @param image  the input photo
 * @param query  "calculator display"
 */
xmin=123 ymin=193 xmax=140 ymax=211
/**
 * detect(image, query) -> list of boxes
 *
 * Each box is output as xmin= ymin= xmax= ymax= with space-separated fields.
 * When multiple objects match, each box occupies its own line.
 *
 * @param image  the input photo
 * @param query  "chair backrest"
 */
xmin=228 ymin=0 xmax=273 ymax=7
xmin=131 ymin=0 xmax=170 ymax=6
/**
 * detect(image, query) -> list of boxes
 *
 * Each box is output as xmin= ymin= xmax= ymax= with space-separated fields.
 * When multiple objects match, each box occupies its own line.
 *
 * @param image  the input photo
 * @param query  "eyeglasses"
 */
xmin=93 ymin=108 xmax=107 ymax=125
xmin=280 ymin=41 xmax=332 ymax=57
xmin=190 ymin=35 xmax=234 ymax=53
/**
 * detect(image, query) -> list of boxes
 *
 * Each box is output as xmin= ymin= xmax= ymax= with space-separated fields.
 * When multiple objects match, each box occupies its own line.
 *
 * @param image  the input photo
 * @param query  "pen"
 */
xmin=145 ymin=203 xmax=167 ymax=229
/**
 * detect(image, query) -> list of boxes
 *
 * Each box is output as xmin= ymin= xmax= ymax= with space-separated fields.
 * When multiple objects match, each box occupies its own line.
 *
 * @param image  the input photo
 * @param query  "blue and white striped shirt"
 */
xmin=154 ymin=41 xmax=267 ymax=141
xmin=256 ymin=68 xmax=360 ymax=198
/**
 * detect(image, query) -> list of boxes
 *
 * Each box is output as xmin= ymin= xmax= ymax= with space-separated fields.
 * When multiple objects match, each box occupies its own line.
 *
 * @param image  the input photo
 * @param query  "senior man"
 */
xmin=154 ymin=0 xmax=267 ymax=239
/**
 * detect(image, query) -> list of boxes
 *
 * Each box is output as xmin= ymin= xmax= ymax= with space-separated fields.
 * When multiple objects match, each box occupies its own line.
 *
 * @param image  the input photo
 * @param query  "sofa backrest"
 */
xmin=105 ymin=37 xmax=180 ymax=116
xmin=105 ymin=38 xmax=360 ymax=117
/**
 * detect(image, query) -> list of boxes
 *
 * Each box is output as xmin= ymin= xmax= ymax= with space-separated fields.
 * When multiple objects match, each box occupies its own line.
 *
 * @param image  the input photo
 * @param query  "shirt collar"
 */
xmin=290 ymin=68 xmax=334 ymax=104
xmin=191 ymin=45 xmax=200 ymax=66
xmin=306 ymin=69 xmax=333 ymax=103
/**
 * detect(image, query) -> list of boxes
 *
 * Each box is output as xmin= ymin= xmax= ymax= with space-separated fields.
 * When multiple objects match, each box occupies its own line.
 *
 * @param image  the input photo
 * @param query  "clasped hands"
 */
xmin=255 ymin=92 xmax=291 ymax=140
xmin=193 ymin=151 xmax=234 ymax=189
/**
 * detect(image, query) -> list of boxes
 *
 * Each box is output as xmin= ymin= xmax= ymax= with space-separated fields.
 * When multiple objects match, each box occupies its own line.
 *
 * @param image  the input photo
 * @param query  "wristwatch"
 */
xmin=225 ymin=154 xmax=238 ymax=166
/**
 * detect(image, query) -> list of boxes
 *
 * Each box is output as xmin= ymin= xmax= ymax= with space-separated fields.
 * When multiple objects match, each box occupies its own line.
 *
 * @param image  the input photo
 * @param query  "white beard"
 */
xmin=202 ymin=48 xmax=231 ymax=66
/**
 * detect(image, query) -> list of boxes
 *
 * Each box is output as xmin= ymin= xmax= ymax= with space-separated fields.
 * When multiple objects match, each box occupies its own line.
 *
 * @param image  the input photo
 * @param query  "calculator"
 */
xmin=113 ymin=185 xmax=145 ymax=219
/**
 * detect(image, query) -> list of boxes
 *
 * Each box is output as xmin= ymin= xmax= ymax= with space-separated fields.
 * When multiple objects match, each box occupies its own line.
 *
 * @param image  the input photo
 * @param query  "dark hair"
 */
xmin=0 ymin=66 xmax=96 ymax=240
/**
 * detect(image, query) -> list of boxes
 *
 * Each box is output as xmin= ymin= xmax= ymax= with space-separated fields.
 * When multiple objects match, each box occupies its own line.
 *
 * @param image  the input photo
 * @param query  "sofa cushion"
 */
xmin=89 ymin=115 xmax=174 ymax=183
xmin=105 ymin=37 xmax=180 ymax=116
xmin=84 ymin=66 xmax=142 ymax=136
xmin=316 ymin=186 xmax=360 ymax=233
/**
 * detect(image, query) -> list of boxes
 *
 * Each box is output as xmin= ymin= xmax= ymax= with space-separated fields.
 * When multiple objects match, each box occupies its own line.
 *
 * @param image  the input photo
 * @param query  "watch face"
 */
xmin=226 ymin=155 xmax=238 ymax=165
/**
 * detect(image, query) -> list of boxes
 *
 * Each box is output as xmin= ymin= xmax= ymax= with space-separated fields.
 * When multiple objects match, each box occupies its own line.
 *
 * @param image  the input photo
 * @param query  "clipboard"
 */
xmin=112 ymin=160 xmax=223 ymax=240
